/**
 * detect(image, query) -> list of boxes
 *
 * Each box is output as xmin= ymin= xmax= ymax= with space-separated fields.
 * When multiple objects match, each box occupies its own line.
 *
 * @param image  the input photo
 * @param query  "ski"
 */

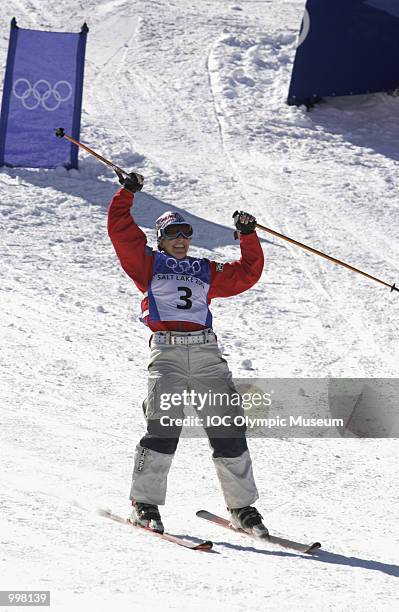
xmin=196 ymin=510 xmax=321 ymax=554
xmin=99 ymin=509 xmax=213 ymax=551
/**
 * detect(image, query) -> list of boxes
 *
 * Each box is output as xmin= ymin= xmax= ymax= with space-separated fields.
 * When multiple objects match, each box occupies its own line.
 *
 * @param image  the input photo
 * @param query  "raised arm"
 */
xmin=107 ymin=187 xmax=154 ymax=293
xmin=208 ymin=231 xmax=264 ymax=299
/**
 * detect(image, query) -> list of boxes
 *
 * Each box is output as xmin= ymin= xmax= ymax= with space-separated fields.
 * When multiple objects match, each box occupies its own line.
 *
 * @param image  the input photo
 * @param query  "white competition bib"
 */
xmin=146 ymin=252 xmax=212 ymax=326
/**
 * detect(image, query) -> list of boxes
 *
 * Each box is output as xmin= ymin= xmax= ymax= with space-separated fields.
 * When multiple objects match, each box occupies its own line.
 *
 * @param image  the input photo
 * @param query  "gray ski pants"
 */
xmin=129 ymin=329 xmax=259 ymax=509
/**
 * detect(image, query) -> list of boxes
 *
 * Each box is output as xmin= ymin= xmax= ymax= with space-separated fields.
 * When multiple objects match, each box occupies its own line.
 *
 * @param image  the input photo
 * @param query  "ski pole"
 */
xmin=253 ymin=218 xmax=398 ymax=293
xmin=54 ymin=127 xmax=129 ymax=177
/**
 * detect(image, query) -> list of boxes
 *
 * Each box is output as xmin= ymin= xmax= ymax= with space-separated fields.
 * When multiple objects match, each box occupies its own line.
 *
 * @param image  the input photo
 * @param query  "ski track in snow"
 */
xmin=206 ymin=26 xmax=398 ymax=377
xmin=1 ymin=1 xmax=398 ymax=611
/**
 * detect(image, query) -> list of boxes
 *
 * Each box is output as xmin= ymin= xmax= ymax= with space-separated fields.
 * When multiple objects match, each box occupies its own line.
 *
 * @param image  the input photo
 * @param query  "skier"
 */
xmin=108 ymin=171 xmax=267 ymax=536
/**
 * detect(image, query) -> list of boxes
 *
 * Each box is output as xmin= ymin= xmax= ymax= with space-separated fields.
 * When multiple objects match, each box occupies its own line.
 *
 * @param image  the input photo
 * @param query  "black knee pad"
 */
xmin=140 ymin=436 xmax=180 ymax=455
xmin=140 ymin=420 xmax=181 ymax=455
xmin=208 ymin=435 xmax=248 ymax=458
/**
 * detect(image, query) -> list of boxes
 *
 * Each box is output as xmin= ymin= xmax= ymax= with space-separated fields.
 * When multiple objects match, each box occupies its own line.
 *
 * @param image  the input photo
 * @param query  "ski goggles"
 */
xmin=158 ymin=223 xmax=193 ymax=240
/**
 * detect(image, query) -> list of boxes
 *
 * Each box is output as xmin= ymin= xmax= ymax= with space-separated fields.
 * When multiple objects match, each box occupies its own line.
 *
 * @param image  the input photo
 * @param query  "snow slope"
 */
xmin=1 ymin=1 xmax=398 ymax=610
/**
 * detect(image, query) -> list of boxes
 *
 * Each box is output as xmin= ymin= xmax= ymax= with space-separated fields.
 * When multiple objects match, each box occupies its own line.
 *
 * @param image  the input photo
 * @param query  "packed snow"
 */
xmin=1 ymin=1 xmax=398 ymax=611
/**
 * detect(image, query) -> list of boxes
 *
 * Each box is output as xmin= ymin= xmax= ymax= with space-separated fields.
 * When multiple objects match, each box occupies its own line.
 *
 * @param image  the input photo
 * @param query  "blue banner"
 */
xmin=287 ymin=0 xmax=399 ymax=107
xmin=0 ymin=19 xmax=88 ymax=168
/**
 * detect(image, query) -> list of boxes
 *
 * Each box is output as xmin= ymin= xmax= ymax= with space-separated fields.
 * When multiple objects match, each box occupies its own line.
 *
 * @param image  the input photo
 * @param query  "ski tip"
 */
xmin=196 ymin=510 xmax=213 ymax=520
xmin=194 ymin=540 xmax=213 ymax=551
xmin=97 ymin=508 xmax=112 ymax=518
xmin=306 ymin=542 xmax=322 ymax=554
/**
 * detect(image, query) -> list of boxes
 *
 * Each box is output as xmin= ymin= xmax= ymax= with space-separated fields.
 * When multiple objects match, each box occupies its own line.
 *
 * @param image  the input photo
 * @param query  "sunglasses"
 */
xmin=159 ymin=223 xmax=193 ymax=240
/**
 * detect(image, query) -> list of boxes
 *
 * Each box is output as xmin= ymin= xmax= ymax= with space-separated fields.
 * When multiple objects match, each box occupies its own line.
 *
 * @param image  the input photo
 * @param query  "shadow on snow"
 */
xmin=308 ymin=92 xmax=399 ymax=163
xmin=3 ymin=163 xmax=271 ymax=251
xmin=215 ymin=539 xmax=399 ymax=578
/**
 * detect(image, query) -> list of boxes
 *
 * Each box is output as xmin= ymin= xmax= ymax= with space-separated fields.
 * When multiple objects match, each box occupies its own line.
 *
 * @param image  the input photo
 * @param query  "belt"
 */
xmin=151 ymin=329 xmax=216 ymax=346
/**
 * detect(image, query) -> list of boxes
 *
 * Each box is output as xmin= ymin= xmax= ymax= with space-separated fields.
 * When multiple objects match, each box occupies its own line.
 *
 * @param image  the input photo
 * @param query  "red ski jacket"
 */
xmin=108 ymin=188 xmax=264 ymax=332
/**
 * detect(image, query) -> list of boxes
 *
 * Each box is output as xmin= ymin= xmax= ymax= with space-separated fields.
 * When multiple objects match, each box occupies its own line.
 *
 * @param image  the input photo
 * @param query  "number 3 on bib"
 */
xmin=146 ymin=252 xmax=212 ymax=327
xmin=177 ymin=286 xmax=193 ymax=309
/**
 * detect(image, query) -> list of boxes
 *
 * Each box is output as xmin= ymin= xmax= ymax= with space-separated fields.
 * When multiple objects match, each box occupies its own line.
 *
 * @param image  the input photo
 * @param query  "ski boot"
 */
xmin=130 ymin=501 xmax=164 ymax=534
xmin=229 ymin=505 xmax=269 ymax=537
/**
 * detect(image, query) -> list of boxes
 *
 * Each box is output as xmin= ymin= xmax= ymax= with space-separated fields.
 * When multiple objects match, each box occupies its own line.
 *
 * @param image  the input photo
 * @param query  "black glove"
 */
xmin=233 ymin=210 xmax=257 ymax=235
xmin=115 ymin=170 xmax=144 ymax=193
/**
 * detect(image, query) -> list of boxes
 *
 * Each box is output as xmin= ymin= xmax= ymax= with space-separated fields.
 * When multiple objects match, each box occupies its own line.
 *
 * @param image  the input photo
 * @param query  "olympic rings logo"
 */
xmin=166 ymin=257 xmax=201 ymax=275
xmin=12 ymin=78 xmax=73 ymax=111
